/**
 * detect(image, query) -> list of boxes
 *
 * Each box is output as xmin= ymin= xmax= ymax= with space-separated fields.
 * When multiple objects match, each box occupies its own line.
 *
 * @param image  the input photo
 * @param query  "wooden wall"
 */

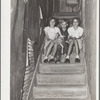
xmin=85 ymin=0 xmax=96 ymax=100
xmin=11 ymin=0 xmax=25 ymax=100
xmin=11 ymin=0 xmax=54 ymax=100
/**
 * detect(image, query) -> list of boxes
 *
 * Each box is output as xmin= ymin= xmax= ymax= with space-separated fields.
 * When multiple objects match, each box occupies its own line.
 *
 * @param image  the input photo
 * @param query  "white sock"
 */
xmin=44 ymin=56 xmax=48 ymax=60
xmin=50 ymin=55 xmax=54 ymax=59
xmin=76 ymin=55 xmax=79 ymax=59
xmin=66 ymin=55 xmax=69 ymax=59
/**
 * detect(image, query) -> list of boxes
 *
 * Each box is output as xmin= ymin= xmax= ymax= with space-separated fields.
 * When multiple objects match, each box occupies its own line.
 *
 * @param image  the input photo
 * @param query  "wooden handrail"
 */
xmin=22 ymin=38 xmax=35 ymax=100
xmin=26 ymin=39 xmax=45 ymax=100
xmin=21 ymin=36 xmax=45 ymax=100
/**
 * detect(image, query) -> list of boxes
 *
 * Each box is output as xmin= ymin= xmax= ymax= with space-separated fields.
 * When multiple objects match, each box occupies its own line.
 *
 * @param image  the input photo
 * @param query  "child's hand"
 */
xmin=69 ymin=36 xmax=74 ymax=39
xmin=47 ymin=38 xmax=51 ymax=41
xmin=73 ymin=37 xmax=77 ymax=40
xmin=65 ymin=40 xmax=69 ymax=43
xmin=77 ymin=36 xmax=82 ymax=39
xmin=60 ymin=35 xmax=65 ymax=38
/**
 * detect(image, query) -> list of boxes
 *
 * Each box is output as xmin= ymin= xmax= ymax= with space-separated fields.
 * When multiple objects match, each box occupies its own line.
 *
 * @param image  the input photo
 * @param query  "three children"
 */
xmin=43 ymin=17 xmax=83 ymax=63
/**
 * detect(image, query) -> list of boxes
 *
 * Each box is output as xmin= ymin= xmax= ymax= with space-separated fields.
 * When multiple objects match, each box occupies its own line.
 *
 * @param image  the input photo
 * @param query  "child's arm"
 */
xmin=68 ymin=35 xmax=74 ymax=39
xmin=67 ymin=28 xmax=74 ymax=40
xmin=44 ymin=31 xmax=51 ymax=41
xmin=77 ymin=35 xmax=83 ymax=39
xmin=76 ymin=28 xmax=84 ymax=39
xmin=44 ymin=27 xmax=51 ymax=41
xmin=57 ymin=28 xmax=65 ymax=38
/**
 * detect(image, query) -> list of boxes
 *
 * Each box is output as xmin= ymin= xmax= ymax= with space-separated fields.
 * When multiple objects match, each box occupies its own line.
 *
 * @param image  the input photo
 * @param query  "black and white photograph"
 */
xmin=1 ymin=0 xmax=99 ymax=100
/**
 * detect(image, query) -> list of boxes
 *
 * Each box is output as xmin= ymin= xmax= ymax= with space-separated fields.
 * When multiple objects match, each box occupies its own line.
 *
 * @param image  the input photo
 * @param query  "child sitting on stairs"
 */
xmin=65 ymin=17 xmax=84 ymax=63
xmin=55 ymin=19 xmax=69 ymax=63
xmin=43 ymin=17 xmax=64 ymax=63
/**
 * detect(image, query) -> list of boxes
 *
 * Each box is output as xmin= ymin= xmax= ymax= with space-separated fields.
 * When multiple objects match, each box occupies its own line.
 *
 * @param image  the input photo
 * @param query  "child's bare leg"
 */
xmin=51 ymin=43 xmax=58 ymax=57
xmin=63 ymin=42 xmax=69 ymax=55
xmin=45 ymin=42 xmax=54 ymax=57
xmin=44 ymin=42 xmax=54 ymax=63
xmin=67 ymin=40 xmax=74 ymax=57
xmin=74 ymin=39 xmax=79 ymax=56
xmin=74 ymin=39 xmax=80 ymax=62
xmin=49 ymin=43 xmax=57 ymax=62
xmin=65 ymin=40 xmax=73 ymax=63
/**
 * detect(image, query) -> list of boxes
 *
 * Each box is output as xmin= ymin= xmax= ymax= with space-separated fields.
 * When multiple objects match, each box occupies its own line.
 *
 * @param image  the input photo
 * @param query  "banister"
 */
xmin=26 ymin=38 xmax=45 ymax=100
xmin=22 ymin=35 xmax=45 ymax=100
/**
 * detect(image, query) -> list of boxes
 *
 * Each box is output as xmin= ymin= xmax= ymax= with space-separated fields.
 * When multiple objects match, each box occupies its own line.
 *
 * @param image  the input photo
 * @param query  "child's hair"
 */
xmin=48 ymin=17 xmax=57 ymax=26
xmin=62 ymin=18 xmax=68 ymax=23
xmin=61 ymin=18 xmax=70 ymax=27
xmin=72 ymin=17 xmax=81 ymax=26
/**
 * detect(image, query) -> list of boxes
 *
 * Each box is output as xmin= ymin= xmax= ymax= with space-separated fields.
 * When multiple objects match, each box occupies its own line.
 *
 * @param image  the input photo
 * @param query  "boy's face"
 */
xmin=61 ymin=21 xmax=67 ymax=28
xmin=73 ymin=19 xmax=79 ymax=27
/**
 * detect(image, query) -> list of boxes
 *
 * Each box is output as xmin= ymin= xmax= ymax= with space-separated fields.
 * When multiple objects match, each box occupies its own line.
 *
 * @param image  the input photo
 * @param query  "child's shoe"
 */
xmin=65 ymin=55 xmax=70 ymax=63
xmin=43 ymin=56 xmax=48 ymax=63
xmin=49 ymin=56 xmax=55 ymax=63
xmin=75 ymin=55 xmax=80 ymax=63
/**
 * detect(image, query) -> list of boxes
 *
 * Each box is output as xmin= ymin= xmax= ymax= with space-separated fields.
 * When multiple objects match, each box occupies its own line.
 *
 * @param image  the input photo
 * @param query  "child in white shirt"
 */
xmin=65 ymin=17 xmax=83 ymax=63
xmin=43 ymin=17 xmax=64 ymax=63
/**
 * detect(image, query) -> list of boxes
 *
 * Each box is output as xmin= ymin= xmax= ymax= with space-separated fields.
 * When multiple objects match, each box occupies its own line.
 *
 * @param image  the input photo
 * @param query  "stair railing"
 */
xmin=23 ymin=36 xmax=44 ymax=100
xmin=22 ymin=25 xmax=45 ymax=100
xmin=22 ymin=38 xmax=36 ymax=100
xmin=27 ymin=39 xmax=44 ymax=100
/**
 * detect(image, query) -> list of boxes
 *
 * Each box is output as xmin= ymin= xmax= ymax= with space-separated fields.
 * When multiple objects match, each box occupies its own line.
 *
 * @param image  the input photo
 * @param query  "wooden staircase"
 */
xmin=26 ymin=9 xmax=90 ymax=99
xmin=25 ymin=38 xmax=91 ymax=100
xmin=24 ymin=37 xmax=91 ymax=100
xmin=32 ymin=61 xmax=90 ymax=100
xmin=24 ymin=25 xmax=90 ymax=100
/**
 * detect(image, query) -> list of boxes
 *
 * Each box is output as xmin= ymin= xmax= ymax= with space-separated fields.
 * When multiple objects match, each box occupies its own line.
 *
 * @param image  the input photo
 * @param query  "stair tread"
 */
xmin=40 ymin=63 xmax=85 ymax=66
xmin=33 ymin=85 xmax=87 ymax=98
xmin=39 ymin=63 xmax=85 ymax=74
xmin=35 ymin=98 xmax=87 ymax=100
xmin=35 ymin=85 xmax=87 ymax=88
xmin=37 ymin=74 xmax=86 ymax=85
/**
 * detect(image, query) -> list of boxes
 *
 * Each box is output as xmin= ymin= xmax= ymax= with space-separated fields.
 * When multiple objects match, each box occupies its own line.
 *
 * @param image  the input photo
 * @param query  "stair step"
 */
xmin=37 ymin=74 xmax=86 ymax=85
xmin=33 ymin=86 xmax=87 ymax=99
xmin=39 ymin=63 xmax=85 ymax=74
xmin=35 ymin=98 xmax=88 ymax=100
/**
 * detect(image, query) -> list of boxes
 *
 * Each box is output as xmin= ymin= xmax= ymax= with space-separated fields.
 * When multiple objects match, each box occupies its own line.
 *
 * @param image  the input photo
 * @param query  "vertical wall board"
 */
xmin=85 ymin=0 xmax=96 ymax=100
xmin=11 ymin=0 xmax=26 ymax=100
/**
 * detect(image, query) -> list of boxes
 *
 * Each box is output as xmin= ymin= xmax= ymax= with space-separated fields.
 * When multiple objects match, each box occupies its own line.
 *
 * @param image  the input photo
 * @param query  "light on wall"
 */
xmin=24 ymin=0 xmax=28 ymax=3
xmin=66 ymin=0 xmax=78 ymax=4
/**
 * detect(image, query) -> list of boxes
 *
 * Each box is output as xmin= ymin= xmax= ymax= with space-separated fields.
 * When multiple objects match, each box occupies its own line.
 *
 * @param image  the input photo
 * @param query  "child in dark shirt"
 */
xmin=56 ymin=19 xmax=69 ymax=63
